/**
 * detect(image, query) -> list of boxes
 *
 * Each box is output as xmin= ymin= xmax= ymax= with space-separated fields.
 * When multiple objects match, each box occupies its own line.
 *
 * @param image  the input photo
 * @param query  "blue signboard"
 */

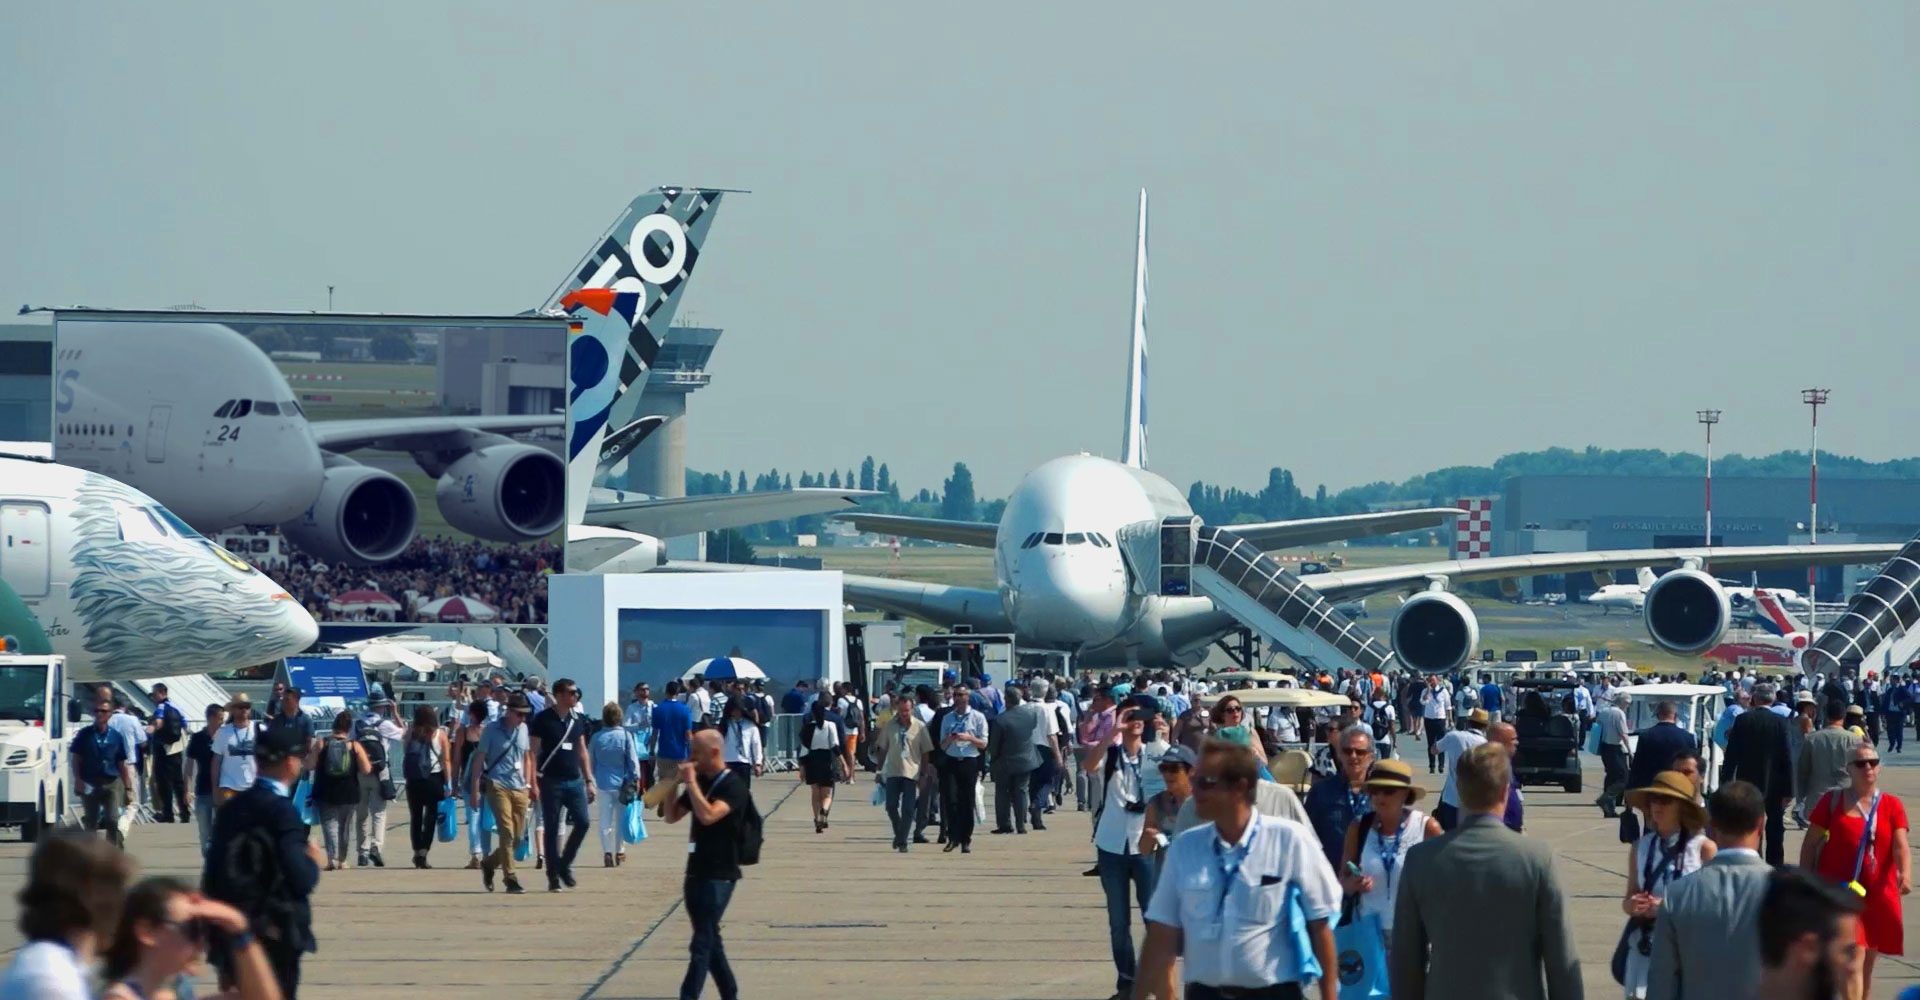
xmin=285 ymin=655 xmax=369 ymax=700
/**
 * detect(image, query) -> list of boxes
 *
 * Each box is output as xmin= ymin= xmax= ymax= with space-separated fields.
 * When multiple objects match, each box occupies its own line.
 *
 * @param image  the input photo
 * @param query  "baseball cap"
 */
xmin=253 ymin=725 xmax=308 ymax=763
xmin=1158 ymin=745 xmax=1198 ymax=769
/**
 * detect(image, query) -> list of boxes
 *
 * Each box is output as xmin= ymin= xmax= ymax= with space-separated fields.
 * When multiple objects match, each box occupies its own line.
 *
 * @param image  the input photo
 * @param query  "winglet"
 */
xmin=1121 ymin=189 xmax=1149 ymax=470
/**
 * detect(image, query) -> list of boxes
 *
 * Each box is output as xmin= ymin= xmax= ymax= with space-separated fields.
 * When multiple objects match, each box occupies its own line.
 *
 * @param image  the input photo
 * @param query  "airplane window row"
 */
xmin=1019 ymin=532 xmax=1115 ymax=549
xmin=58 ymin=424 xmax=120 ymax=438
xmin=212 ymin=399 xmax=305 ymax=419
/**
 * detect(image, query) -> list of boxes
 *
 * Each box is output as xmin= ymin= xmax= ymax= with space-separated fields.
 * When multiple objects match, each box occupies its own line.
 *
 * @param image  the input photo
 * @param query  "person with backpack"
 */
xmin=664 ymin=729 xmax=759 ymax=1000
xmin=203 ymin=723 xmax=325 ymax=998
xmin=449 ymin=699 xmax=494 ymax=870
xmin=310 ymin=711 xmax=371 ymax=871
xmin=145 ymin=682 xmax=190 ymax=823
xmin=471 ymin=693 xmax=536 ymax=895
xmin=591 ymin=701 xmax=642 ymax=868
xmin=401 ymin=705 xmax=452 ymax=869
xmin=799 ymin=697 xmax=850 ymax=834
xmin=352 ymin=691 xmax=405 ymax=869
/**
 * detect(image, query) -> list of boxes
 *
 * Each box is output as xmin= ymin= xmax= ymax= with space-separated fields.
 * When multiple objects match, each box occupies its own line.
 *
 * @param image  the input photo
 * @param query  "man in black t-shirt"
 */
xmin=665 ymin=729 xmax=751 ymax=1000
xmin=185 ymin=702 xmax=225 ymax=854
xmin=527 ymin=678 xmax=595 ymax=892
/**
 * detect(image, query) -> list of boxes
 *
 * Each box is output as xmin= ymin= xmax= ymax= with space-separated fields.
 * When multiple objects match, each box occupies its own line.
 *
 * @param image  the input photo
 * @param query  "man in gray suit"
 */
xmin=1647 ymin=780 xmax=1772 ymax=1000
xmin=1392 ymin=743 xmax=1583 ymax=1000
xmin=987 ymin=686 xmax=1044 ymax=834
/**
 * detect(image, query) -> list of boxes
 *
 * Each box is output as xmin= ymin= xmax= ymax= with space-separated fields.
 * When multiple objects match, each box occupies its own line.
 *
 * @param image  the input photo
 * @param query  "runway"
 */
xmin=0 ymin=757 xmax=1914 ymax=998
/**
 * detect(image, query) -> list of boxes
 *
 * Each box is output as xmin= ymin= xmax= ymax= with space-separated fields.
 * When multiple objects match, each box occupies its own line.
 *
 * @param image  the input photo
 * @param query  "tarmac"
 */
xmin=0 ymin=755 xmax=1915 ymax=999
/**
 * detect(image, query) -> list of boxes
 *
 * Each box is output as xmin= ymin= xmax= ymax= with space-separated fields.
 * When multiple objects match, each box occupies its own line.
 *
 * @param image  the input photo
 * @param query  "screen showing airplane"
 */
xmin=50 ymin=311 xmax=568 ymax=626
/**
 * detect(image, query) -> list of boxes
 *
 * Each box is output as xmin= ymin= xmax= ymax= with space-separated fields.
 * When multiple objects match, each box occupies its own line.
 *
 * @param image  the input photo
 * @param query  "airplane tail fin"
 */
xmin=1120 ymin=189 xmax=1148 ymax=470
xmin=1754 ymin=589 xmax=1807 ymax=637
xmin=1636 ymin=567 xmax=1656 ymax=589
xmin=551 ymin=188 xmax=730 ymax=522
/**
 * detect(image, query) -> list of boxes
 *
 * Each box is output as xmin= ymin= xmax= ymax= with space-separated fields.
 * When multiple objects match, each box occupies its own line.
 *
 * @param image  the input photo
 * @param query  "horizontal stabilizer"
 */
xmin=835 ymin=513 xmax=998 ymax=548
xmin=1226 ymin=508 xmax=1465 ymax=551
xmin=587 ymin=488 xmax=878 ymax=540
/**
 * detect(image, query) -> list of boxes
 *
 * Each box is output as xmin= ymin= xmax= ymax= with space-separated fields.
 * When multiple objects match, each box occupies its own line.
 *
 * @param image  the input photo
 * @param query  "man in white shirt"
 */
xmin=1594 ymin=691 xmax=1632 ymax=818
xmin=1085 ymin=705 xmax=1155 ymax=999
xmin=1418 ymin=675 xmax=1452 ymax=773
xmin=1136 ymin=739 xmax=1341 ymax=1000
xmin=210 ymin=693 xmax=263 ymax=801
xmin=684 ymin=678 xmax=713 ymax=726
xmin=1432 ymin=709 xmax=1489 ymax=829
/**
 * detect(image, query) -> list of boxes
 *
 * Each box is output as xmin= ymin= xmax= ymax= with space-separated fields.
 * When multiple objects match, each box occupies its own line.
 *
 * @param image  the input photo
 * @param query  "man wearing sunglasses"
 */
xmin=1303 ymin=726 xmax=1375 ymax=872
xmin=1135 ymin=739 xmax=1341 ymax=1000
xmin=72 ymin=700 xmax=136 ymax=849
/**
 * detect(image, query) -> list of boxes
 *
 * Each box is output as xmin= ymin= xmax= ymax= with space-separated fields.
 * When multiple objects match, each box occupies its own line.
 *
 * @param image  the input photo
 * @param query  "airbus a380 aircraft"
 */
xmin=838 ymin=191 xmax=1902 ymax=671
xmin=0 ymin=453 xmax=318 ymax=680
xmin=45 ymin=188 xmax=871 ymax=573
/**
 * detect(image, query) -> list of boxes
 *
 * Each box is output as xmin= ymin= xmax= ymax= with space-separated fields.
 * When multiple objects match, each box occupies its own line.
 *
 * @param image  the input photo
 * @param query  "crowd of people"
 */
xmin=17 ymin=660 xmax=1920 ymax=1000
xmin=263 ymin=535 xmax=557 ymax=624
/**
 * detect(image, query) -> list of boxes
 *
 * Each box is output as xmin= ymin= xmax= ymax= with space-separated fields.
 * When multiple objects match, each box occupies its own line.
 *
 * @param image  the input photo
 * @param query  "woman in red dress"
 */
xmin=1800 ymin=742 xmax=1912 ymax=997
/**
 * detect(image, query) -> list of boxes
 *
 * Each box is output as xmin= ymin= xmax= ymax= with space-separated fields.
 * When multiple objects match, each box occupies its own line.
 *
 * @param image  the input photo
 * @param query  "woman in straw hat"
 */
xmin=1619 ymin=770 xmax=1717 ymax=998
xmin=1340 ymin=758 xmax=1443 ymax=950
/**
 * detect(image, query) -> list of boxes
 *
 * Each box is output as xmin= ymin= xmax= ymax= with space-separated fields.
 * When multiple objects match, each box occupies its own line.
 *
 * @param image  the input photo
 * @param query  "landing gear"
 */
xmin=1214 ymin=628 xmax=1262 ymax=671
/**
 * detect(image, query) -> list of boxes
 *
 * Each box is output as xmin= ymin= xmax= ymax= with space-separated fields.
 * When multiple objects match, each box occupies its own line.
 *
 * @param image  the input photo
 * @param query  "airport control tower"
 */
xmin=619 ymin=326 xmax=722 ymax=498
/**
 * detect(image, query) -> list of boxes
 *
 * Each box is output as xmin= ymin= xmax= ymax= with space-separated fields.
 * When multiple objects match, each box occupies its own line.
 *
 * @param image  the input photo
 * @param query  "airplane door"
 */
xmin=145 ymin=406 xmax=170 ymax=463
xmin=0 ymin=503 xmax=51 ymax=598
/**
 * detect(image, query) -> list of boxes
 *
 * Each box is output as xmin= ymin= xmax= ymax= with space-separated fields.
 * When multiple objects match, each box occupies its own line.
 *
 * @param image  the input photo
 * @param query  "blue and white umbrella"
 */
xmin=685 ymin=656 xmax=766 ymax=681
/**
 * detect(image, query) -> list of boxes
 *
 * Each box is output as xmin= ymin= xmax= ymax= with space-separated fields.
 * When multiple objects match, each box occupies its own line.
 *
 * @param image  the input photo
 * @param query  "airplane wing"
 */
xmin=310 ymin=415 xmax=562 ymax=453
xmin=835 ymin=514 xmax=998 ymax=548
xmin=1296 ymin=543 xmax=1903 ymax=601
xmin=586 ymin=489 xmax=879 ymax=539
xmin=840 ymin=574 xmax=1012 ymax=632
xmin=1224 ymin=508 xmax=1465 ymax=550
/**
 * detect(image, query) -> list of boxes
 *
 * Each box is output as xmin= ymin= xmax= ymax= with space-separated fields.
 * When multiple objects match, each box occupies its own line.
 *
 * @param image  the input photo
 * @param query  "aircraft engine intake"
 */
xmin=1389 ymin=591 xmax=1479 ymax=674
xmin=435 ymin=445 xmax=566 ymax=542
xmin=279 ymin=465 xmax=417 ymax=565
xmin=1643 ymin=569 xmax=1731 ymax=654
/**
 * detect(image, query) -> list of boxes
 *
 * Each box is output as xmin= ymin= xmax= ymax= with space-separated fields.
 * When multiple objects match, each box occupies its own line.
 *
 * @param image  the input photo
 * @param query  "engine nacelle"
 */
xmin=1390 ymin=590 xmax=1480 ymax=674
xmin=279 ymin=464 xmax=417 ymax=565
xmin=435 ymin=445 xmax=565 ymax=542
xmin=566 ymin=525 xmax=665 ymax=574
xmin=1643 ymin=569 xmax=1731 ymax=654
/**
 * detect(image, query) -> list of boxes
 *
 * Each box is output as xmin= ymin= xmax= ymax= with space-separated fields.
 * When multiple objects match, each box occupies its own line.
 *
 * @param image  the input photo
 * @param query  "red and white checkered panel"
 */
xmin=1454 ymin=498 xmax=1493 ymax=559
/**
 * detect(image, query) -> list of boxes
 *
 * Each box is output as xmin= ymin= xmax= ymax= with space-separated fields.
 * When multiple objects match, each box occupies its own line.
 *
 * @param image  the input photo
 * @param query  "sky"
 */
xmin=3 ymin=3 xmax=1915 ymax=499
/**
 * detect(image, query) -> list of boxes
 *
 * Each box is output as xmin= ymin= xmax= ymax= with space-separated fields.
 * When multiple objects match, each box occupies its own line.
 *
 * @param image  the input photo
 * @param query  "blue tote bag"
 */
xmin=435 ymin=796 xmax=458 ymax=843
xmin=1332 ymin=912 xmax=1390 ymax=999
xmin=622 ymin=799 xmax=649 ymax=844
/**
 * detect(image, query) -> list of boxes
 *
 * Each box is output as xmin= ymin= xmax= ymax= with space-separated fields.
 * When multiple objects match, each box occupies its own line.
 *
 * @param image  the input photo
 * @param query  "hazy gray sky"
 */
xmin=4 ymin=4 xmax=1915 ymax=498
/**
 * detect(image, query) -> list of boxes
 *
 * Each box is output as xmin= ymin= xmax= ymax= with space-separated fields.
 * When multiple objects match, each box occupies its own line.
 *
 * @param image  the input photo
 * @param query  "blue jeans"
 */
xmin=539 ymin=777 xmax=590 ymax=882
xmin=682 ymin=877 xmax=738 ymax=1000
xmin=1096 ymin=848 xmax=1156 ymax=991
xmin=883 ymin=776 xmax=917 ymax=847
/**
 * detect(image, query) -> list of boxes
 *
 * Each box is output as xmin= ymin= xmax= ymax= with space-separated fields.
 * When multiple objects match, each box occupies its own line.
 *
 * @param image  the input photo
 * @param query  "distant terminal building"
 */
xmin=0 ymin=324 xmax=52 ymax=443
xmin=438 ymin=326 xmax=565 ymax=417
xmin=1484 ymin=475 xmax=1920 ymax=599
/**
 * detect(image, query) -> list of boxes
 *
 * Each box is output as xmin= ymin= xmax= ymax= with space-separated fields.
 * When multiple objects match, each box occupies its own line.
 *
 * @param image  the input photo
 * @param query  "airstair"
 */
xmin=1805 ymin=532 xmax=1920 ymax=678
xmin=1120 ymin=517 xmax=1393 ymax=674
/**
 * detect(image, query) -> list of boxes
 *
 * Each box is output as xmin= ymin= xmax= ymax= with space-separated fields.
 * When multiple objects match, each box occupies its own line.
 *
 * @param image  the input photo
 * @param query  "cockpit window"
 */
xmin=114 ymin=507 xmax=168 ymax=542
xmin=254 ymin=400 xmax=281 ymax=416
xmin=283 ymin=399 xmax=304 ymax=417
xmin=1043 ymin=532 xmax=1063 ymax=546
xmin=214 ymin=400 xmax=234 ymax=419
xmin=151 ymin=506 xmax=204 ymax=540
xmin=1090 ymin=533 xmax=1110 ymax=548
xmin=1021 ymin=532 xmax=1042 ymax=549
xmin=1064 ymin=533 xmax=1087 ymax=545
xmin=230 ymin=400 xmax=252 ymax=419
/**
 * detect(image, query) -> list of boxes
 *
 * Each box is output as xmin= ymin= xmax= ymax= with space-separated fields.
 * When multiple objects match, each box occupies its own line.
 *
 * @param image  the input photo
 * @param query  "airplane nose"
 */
xmin=1015 ymin=551 xmax=1124 ymax=646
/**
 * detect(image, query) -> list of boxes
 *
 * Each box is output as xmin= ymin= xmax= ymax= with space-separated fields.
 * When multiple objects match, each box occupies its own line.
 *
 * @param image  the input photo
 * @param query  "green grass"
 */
xmin=277 ymin=360 xmax=440 ymax=422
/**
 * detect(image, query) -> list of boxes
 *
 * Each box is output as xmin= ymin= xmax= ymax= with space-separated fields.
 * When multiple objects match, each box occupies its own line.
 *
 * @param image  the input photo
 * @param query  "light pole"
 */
xmin=1696 ymin=410 xmax=1720 ymax=548
xmin=1802 ymin=388 xmax=1830 ymax=622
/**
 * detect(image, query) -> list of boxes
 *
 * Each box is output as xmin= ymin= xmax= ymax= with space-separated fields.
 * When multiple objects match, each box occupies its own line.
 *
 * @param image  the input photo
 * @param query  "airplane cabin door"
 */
xmin=0 ymin=503 xmax=52 ymax=598
xmin=145 ymin=406 xmax=170 ymax=463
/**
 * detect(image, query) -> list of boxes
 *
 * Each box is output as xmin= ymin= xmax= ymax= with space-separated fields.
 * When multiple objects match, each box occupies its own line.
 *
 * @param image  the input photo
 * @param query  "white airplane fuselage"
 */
xmin=1584 ymin=585 xmax=1645 ymax=613
xmin=55 ymin=322 xmax=326 ymax=531
xmin=0 ymin=457 xmax=319 ymax=680
xmin=992 ymin=454 xmax=1213 ymax=667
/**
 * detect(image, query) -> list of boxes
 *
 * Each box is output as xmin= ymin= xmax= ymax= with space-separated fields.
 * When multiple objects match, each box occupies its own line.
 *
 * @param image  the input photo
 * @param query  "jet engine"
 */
xmin=1643 ymin=569 xmax=1731 ymax=654
xmin=1389 ymin=591 xmax=1479 ymax=674
xmin=435 ymin=445 xmax=566 ymax=542
xmin=279 ymin=465 xmax=417 ymax=565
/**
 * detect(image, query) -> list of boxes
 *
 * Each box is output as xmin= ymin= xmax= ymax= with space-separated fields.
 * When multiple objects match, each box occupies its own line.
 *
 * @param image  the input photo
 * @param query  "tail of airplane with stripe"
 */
xmin=1754 ymin=589 xmax=1808 ymax=638
xmin=550 ymin=187 xmax=729 ymax=523
xmin=1120 ymin=189 xmax=1149 ymax=470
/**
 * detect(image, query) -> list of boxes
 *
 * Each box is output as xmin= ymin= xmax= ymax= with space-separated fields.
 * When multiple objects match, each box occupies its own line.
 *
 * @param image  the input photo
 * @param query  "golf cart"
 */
xmin=1208 ymin=670 xmax=1300 ymax=690
xmin=1509 ymin=677 xmax=1583 ymax=793
xmin=1232 ymin=687 xmax=1355 ymax=782
xmin=1615 ymin=682 xmax=1726 ymax=792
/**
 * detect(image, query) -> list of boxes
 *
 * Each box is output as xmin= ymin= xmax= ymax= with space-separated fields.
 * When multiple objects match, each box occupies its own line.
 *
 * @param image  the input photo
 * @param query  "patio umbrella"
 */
xmin=345 ymin=641 xmax=438 ymax=675
xmin=328 ymin=589 xmax=402 ymax=616
xmin=685 ymin=656 xmax=766 ymax=681
xmin=419 ymin=596 xmax=498 ymax=623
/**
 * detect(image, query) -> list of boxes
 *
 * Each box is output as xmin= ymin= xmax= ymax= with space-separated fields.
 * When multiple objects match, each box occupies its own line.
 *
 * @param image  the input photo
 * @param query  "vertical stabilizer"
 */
xmin=1121 ymin=189 xmax=1149 ymax=469
xmin=1636 ymin=567 xmax=1656 ymax=590
xmin=1755 ymin=589 xmax=1808 ymax=637
xmin=550 ymin=188 xmax=728 ymax=522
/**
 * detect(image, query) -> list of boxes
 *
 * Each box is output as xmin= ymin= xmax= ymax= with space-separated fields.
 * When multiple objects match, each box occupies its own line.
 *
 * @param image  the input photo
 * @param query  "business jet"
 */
xmin=835 ymin=191 xmax=1901 ymax=672
xmin=1585 ymin=568 xmax=1655 ymax=614
xmin=42 ymin=188 xmax=871 ymax=573
xmin=0 ymin=453 xmax=318 ymax=680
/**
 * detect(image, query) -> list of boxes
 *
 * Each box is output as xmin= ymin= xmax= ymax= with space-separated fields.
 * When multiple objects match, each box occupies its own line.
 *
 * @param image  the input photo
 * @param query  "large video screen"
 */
xmin=615 ymin=607 xmax=826 ymax=697
xmin=51 ymin=311 xmax=569 ymax=625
